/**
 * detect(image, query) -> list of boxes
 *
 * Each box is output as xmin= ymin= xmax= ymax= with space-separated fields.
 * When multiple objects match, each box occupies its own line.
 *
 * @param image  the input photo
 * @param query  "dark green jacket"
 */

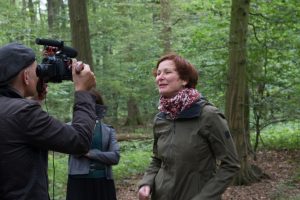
xmin=138 ymin=98 xmax=240 ymax=200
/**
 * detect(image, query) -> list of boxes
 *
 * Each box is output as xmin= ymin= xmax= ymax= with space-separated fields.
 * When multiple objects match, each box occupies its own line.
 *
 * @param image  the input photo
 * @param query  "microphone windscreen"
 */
xmin=35 ymin=38 xmax=64 ymax=48
xmin=62 ymin=46 xmax=78 ymax=58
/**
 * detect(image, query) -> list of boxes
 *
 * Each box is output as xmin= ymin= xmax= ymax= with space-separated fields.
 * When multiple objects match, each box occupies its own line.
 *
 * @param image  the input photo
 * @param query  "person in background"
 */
xmin=137 ymin=53 xmax=240 ymax=200
xmin=66 ymin=89 xmax=120 ymax=200
xmin=0 ymin=42 xmax=96 ymax=200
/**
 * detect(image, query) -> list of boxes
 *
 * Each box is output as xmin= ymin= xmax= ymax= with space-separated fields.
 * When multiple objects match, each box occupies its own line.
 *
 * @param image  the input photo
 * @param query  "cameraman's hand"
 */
xmin=72 ymin=60 xmax=96 ymax=91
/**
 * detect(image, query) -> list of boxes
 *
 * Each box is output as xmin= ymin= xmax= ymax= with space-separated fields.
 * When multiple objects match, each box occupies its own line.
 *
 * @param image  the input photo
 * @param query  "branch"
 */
xmin=260 ymin=118 xmax=292 ymax=130
xmin=172 ymin=18 xmax=182 ymax=26
xmin=117 ymin=134 xmax=152 ymax=142
xmin=248 ymin=22 xmax=261 ymax=44
xmin=249 ymin=12 xmax=269 ymax=20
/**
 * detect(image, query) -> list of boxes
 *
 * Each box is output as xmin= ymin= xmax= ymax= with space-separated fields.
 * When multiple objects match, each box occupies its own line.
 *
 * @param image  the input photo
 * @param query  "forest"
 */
xmin=1 ymin=0 xmax=299 ymax=199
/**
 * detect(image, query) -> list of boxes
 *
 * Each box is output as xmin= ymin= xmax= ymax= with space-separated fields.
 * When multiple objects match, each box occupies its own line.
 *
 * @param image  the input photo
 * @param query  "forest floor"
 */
xmin=115 ymin=149 xmax=300 ymax=200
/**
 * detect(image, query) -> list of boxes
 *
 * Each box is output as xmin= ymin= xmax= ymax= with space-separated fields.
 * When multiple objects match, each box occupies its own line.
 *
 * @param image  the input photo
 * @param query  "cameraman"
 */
xmin=0 ymin=42 xmax=96 ymax=200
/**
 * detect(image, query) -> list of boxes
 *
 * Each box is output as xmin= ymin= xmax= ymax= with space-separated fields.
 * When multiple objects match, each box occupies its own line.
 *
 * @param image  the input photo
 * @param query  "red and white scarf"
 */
xmin=158 ymin=88 xmax=201 ymax=119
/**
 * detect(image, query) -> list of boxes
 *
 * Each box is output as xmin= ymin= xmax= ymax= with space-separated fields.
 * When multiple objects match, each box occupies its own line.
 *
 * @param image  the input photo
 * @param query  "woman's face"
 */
xmin=155 ymin=60 xmax=187 ymax=98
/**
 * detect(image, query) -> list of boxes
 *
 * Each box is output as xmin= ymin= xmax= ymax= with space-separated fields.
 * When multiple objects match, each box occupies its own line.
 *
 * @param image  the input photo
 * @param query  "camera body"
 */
xmin=35 ymin=38 xmax=78 ymax=83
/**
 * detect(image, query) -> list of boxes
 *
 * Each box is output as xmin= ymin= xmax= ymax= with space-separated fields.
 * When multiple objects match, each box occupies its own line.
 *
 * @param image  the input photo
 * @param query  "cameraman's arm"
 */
xmin=22 ymin=93 xmax=96 ymax=154
xmin=21 ymin=60 xmax=96 ymax=154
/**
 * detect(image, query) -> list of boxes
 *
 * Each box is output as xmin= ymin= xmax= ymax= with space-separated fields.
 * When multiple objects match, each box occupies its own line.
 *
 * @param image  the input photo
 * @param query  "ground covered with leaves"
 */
xmin=116 ymin=150 xmax=300 ymax=200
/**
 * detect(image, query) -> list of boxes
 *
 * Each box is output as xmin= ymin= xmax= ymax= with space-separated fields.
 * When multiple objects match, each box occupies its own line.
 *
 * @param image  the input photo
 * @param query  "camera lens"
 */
xmin=36 ymin=64 xmax=50 ymax=79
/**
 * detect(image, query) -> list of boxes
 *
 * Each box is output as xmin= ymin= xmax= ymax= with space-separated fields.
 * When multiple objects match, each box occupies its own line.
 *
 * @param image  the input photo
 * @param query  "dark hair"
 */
xmin=90 ymin=88 xmax=104 ymax=105
xmin=153 ymin=53 xmax=198 ymax=88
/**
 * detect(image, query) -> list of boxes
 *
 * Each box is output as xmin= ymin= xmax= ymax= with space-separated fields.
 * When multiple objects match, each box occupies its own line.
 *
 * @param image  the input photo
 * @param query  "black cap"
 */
xmin=0 ymin=42 xmax=36 ymax=86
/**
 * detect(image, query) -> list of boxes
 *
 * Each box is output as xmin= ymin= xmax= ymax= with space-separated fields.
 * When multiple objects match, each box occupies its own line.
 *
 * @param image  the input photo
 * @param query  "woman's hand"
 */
xmin=138 ymin=185 xmax=150 ymax=200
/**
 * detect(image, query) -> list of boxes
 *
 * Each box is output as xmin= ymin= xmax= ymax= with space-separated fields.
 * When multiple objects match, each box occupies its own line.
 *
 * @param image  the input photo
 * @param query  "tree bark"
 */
xmin=160 ymin=0 xmax=172 ymax=54
xmin=68 ymin=0 xmax=93 ymax=69
xmin=225 ymin=0 xmax=261 ymax=185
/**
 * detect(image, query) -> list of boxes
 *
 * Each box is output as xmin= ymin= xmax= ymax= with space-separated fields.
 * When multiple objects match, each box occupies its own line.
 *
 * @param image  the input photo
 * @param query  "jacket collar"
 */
xmin=157 ymin=97 xmax=208 ymax=120
xmin=0 ymin=86 xmax=23 ymax=98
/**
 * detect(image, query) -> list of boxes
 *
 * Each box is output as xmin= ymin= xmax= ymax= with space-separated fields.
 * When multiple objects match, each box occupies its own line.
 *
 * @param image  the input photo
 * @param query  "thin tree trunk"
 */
xmin=124 ymin=96 xmax=143 ymax=126
xmin=47 ymin=0 xmax=61 ymax=36
xmin=111 ymin=92 xmax=119 ymax=126
xmin=47 ymin=0 xmax=55 ymax=30
xmin=160 ymin=0 xmax=172 ymax=54
xmin=28 ymin=0 xmax=36 ymax=45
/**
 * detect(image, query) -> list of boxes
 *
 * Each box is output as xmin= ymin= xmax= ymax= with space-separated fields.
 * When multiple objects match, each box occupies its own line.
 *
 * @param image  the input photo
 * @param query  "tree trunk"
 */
xmin=225 ymin=0 xmax=261 ymax=185
xmin=47 ymin=0 xmax=61 ymax=34
xmin=28 ymin=0 xmax=35 ymax=45
xmin=28 ymin=0 xmax=35 ymax=23
xmin=47 ymin=0 xmax=55 ymax=30
xmin=124 ymin=96 xmax=143 ymax=126
xmin=68 ymin=0 xmax=93 ymax=69
xmin=59 ymin=0 xmax=68 ymax=37
xmin=110 ymin=92 xmax=119 ymax=126
xmin=160 ymin=0 xmax=172 ymax=54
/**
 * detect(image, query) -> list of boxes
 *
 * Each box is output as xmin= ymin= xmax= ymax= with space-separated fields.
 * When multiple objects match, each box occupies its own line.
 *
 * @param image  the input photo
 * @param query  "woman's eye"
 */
xmin=156 ymin=70 xmax=173 ymax=76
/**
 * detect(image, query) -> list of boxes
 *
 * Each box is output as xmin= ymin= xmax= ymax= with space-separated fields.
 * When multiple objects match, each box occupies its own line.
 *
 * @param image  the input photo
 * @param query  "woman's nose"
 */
xmin=156 ymin=73 xmax=165 ymax=81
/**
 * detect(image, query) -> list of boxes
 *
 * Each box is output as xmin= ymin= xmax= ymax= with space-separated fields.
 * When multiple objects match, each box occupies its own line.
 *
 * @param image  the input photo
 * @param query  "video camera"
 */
xmin=35 ymin=38 xmax=78 ymax=83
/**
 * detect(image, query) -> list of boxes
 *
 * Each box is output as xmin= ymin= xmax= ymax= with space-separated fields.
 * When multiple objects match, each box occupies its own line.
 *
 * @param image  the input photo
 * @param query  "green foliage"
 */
xmin=114 ymin=139 xmax=153 ymax=180
xmin=0 ymin=1 xmax=49 ymax=47
xmin=1 ymin=0 xmax=299 ymax=126
xmin=114 ymin=150 xmax=152 ymax=180
xmin=44 ymin=82 xmax=74 ymax=122
xmin=248 ymin=0 xmax=300 ymax=132
xmin=171 ymin=0 xmax=232 ymax=108
xmin=88 ymin=0 xmax=161 ymax=121
xmin=251 ymin=122 xmax=300 ymax=150
xmin=119 ymin=139 xmax=153 ymax=152
xmin=48 ymin=153 xmax=68 ymax=200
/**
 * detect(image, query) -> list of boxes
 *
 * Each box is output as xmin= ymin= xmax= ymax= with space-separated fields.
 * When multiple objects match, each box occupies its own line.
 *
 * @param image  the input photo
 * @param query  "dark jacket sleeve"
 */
xmin=137 ymin=119 xmax=162 ymax=191
xmin=21 ymin=91 xmax=96 ymax=154
xmin=86 ymin=125 xmax=120 ymax=165
xmin=192 ymin=106 xmax=240 ymax=200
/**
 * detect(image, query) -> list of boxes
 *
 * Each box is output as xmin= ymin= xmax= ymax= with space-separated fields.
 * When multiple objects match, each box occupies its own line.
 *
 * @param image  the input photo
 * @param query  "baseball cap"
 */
xmin=0 ymin=42 xmax=36 ymax=86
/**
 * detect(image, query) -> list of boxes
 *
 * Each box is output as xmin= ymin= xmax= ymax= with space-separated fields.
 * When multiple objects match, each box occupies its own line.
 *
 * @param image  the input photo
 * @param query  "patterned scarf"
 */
xmin=158 ymin=88 xmax=201 ymax=119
